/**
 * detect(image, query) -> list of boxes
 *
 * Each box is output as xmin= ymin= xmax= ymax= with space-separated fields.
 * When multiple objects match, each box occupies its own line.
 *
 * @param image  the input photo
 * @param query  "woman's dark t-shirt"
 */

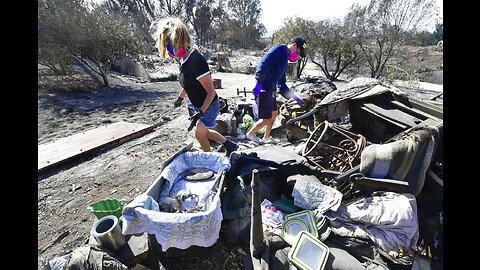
xmin=179 ymin=49 xmax=217 ymax=107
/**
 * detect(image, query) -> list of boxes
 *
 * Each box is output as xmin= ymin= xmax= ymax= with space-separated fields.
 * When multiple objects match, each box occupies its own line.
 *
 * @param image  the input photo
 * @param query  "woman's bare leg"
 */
xmin=195 ymin=122 xmax=228 ymax=152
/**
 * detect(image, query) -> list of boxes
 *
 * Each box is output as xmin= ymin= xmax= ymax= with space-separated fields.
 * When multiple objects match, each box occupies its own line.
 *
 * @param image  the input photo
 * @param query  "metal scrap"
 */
xmin=302 ymin=120 xmax=366 ymax=173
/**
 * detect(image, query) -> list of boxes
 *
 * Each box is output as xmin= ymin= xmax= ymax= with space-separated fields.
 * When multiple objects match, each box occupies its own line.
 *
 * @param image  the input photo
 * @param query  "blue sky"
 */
xmin=259 ymin=0 xmax=443 ymax=37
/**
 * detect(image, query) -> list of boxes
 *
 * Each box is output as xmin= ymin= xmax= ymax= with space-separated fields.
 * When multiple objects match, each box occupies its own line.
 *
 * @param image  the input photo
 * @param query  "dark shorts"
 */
xmin=255 ymin=90 xmax=278 ymax=119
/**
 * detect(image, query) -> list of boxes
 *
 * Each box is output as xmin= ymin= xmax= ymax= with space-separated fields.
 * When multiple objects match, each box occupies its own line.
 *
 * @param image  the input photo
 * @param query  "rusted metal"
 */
xmin=302 ymin=120 xmax=366 ymax=173
xmin=349 ymin=172 xmax=410 ymax=193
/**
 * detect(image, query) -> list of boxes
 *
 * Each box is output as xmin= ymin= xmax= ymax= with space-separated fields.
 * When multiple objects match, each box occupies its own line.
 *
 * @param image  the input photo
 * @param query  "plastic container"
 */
xmin=282 ymin=218 xmax=309 ymax=245
xmin=285 ymin=210 xmax=318 ymax=238
xmin=288 ymin=231 xmax=329 ymax=270
xmin=87 ymin=198 xmax=129 ymax=219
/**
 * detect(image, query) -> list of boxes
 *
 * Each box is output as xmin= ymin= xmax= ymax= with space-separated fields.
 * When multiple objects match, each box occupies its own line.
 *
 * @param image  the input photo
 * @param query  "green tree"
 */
xmin=433 ymin=22 xmax=443 ymax=42
xmin=185 ymin=0 xmax=215 ymax=45
xmin=101 ymin=0 xmax=162 ymax=44
xmin=226 ymin=0 xmax=265 ymax=48
xmin=74 ymin=7 xmax=143 ymax=87
xmin=38 ymin=0 xmax=86 ymax=75
xmin=409 ymin=30 xmax=436 ymax=46
xmin=272 ymin=17 xmax=313 ymax=78
xmin=38 ymin=0 xmax=143 ymax=88
xmin=159 ymin=0 xmax=186 ymax=17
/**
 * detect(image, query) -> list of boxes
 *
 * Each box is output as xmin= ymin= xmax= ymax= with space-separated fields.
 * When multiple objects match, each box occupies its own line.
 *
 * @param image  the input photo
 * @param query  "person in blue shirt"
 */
xmin=246 ymin=37 xmax=307 ymax=144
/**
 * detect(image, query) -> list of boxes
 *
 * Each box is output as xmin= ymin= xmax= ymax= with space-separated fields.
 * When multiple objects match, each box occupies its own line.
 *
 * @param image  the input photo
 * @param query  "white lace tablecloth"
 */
xmin=121 ymin=151 xmax=231 ymax=251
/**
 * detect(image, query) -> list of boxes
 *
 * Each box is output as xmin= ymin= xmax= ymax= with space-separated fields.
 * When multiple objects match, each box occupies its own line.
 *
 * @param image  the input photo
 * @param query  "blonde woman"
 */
xmin=152 ymin=17 xmax=238 ymax=155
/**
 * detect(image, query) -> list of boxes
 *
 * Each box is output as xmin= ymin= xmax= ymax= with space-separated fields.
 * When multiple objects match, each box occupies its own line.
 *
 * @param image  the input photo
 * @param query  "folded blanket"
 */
xmin=290 ymin=174 xmax=343 ymax=214
xmin=360 ymin=125 xmax=439 ymax=195
xmin=326 ymin=192 xmax=419 ymax=256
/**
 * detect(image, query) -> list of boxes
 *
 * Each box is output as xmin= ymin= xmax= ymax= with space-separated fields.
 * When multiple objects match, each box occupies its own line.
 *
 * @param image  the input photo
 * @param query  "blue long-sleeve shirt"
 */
xmin=255 ymin=44 xmax=289 ymax=93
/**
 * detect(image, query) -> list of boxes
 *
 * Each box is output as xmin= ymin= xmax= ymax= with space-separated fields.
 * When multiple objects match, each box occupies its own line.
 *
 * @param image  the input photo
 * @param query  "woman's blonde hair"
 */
xmin=151 ymin=17 xmax=191 ymax=59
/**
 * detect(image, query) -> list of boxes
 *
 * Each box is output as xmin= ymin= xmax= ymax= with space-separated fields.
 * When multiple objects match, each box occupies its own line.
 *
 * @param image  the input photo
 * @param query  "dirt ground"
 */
xmin=37 ymin=57 xmax=262 ymax=269
xmin=37 ymin=45 xmax=442 ymax=269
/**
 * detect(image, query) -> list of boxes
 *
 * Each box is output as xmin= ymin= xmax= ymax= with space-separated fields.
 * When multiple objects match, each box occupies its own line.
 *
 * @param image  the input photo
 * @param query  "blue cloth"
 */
xmin=255 ymin=44 xmax=288 ymax=92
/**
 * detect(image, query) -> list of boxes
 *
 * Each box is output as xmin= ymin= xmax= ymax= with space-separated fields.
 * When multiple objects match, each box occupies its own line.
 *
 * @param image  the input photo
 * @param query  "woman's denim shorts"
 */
xmin=193 ymin=98 xmax=219 ymax=128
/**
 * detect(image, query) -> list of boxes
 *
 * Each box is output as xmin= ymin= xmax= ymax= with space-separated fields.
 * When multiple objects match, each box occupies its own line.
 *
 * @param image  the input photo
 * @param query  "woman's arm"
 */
xmin=178 ymin=88 xmax=187 ymax=98
xmin=197 ymin=73 xmax=216 ymax=113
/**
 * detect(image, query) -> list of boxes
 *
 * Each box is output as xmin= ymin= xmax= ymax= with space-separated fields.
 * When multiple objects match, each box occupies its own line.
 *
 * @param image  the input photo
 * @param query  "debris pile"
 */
xmin=43 ymin=77 xmax=443 ymax=270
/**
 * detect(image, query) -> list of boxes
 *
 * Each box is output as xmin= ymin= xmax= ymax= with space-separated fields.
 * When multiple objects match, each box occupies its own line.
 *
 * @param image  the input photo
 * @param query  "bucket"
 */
xmin=213 ymin=79 xmax=222 ymax=89
xmin=87 ymin=198 xmax=129 ymax=219
xmin=91 ymin=215 xmax=126 ymax=251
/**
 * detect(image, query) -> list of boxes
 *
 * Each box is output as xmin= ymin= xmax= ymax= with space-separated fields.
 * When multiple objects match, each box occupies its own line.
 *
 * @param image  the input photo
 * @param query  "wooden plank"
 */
xmin=390 ymin=100 xmax=442 ymax=122
xmin=360 ymin=102 xmax=418 ymax=128
xmin=38 ymin=121 xmax=153 ymax=172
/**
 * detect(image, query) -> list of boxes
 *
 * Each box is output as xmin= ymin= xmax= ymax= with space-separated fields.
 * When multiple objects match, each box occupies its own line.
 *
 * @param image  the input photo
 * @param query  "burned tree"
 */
xmin=345 ymin=0 xmax=437 ymax=79
xmin=309 ymin=19 xmax=358 ymax=81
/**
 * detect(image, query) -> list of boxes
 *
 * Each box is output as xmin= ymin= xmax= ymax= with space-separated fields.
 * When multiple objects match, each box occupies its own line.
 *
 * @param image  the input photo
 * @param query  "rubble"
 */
xmin=40 ymin=76 xmax=443 ymax=270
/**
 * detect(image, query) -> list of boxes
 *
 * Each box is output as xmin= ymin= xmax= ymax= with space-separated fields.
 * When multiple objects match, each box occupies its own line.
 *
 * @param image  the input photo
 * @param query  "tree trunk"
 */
xmin=94 ymin=59 xmax=111 ymax=88
xmin=311 ymin=59 xmax=333 ymax=81
xmin=100 ymin=72 xmax=111 ymax=88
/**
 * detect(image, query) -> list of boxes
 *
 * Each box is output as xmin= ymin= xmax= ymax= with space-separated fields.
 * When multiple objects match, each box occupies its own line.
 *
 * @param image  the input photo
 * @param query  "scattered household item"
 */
xmin=349 ymin=172 xmax=410 ymax=193
xmin=282 ymin=218 xmax=309 ymax=245
xmin=289 ymin=174 xmax=343 ymax=214
xmin=315 ymin=214 xmax=331 ymax=242
xmin=247 ymin=169 xmax=291 ymax=270
xmin=301 ymin=121 xmax=366 ymax=174
xmin=157 ymin=190 xmax=204 ymax=213
xmin=122 ymin=151 xmax=231 ymax=252
xmin=90 ymin=215 xmax=126 ymax=252
xmin=285 ymin=210 xmax=317 ymax=239
xmin=87 ymin=198 xmax=129 ymax=219
xmin=326 ymin=191 xmax=419 ymax=257
xmin=236 ymin=87 xmax=249 ymax=97
xmin=273 ymin=197 xmax=303 ymax=214
xmin=250 ymin=169 xmax=265 ymax=260
xmin=360 ymin=125 xmax=439 ymax=196
xmin=261 ymin=198 xmax=284 ymax=235
xmin=88 ymin=232 xmax=150 ymax=268
xmin=288 ymin=231 xmax=329 ymax=270
xmin=182 ymin=167 xmax=215 ymax=181
xmin=43 ymin=245 xmax=128 ymax=270
xmin=214 ymin=109 xmax=237 ymax=136
xmin=236 ymin=114 xmax=265 ymax=137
